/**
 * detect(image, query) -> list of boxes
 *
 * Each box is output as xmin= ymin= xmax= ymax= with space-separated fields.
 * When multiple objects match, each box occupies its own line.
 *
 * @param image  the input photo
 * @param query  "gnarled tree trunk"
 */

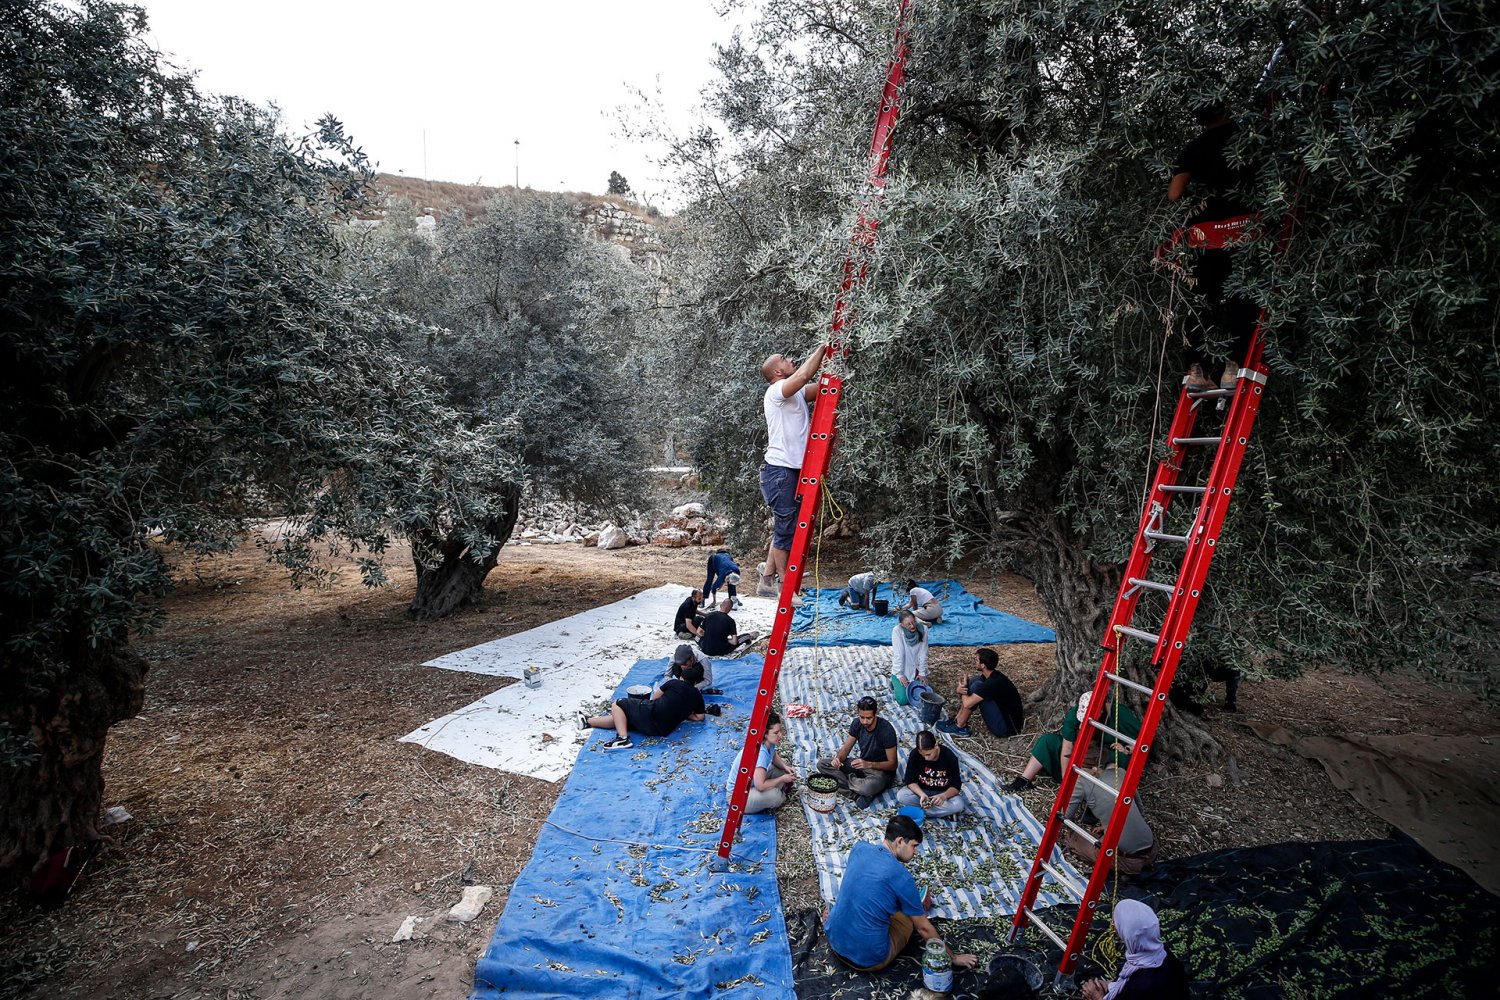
xmin=0 ymin=642 xmax=148 ymax=878
xmin=407 ymin=483 xmax=522 ymax=620
xmin=1019 ymin=516 xmax=1222 ymax=766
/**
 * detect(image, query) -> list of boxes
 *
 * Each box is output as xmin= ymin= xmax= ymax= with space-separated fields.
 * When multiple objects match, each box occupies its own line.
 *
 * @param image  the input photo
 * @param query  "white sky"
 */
xmin=133 ymin=0 xmax=744 ymax=207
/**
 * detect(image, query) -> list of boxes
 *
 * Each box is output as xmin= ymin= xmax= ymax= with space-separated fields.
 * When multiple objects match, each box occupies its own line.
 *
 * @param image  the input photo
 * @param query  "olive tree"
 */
xmin=652 ymin=0 xmax=1499 ymax=755
xmin=0 ymin=2 xmax=518 ymax=874
xmin=350 ymin=190 xmax=655 ymax=617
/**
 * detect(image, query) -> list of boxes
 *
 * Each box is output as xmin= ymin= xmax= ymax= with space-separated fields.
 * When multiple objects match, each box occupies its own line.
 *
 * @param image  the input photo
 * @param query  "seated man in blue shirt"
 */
xmin=823 ymin=815 xmax=978 ymax=972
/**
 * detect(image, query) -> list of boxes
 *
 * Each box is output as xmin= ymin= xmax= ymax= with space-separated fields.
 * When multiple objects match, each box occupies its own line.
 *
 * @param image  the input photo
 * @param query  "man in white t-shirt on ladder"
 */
xmin=757 ymin=345 xmax=827 ymax=603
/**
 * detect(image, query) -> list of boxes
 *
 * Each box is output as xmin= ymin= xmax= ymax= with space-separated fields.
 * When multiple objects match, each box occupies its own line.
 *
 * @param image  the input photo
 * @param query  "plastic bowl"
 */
xmin=897 ymin=805 xmax=926 ymax=825
xmin=626 ymin=685 xmax=652 ymax=700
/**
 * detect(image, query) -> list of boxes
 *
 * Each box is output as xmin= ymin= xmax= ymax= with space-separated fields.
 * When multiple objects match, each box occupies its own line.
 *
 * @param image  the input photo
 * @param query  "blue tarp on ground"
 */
xmin=472 ymin=655 xmax=792 ymax=1000
xmin=787 ymin=578 xmax=1055 ymax=648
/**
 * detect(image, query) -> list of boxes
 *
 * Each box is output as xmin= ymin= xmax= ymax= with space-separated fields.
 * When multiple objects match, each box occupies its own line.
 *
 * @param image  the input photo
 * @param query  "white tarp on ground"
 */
xmin=401 ymin=585 xmax=777 ymax=783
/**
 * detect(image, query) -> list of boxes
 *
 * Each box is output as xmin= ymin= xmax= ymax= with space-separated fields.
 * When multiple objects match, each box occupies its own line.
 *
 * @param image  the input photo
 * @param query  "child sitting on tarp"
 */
xmin=889 ymin=611 xmax=930 ymax=706
xmin=578 ymin=662 xmax=720 ymax=751
xmin=822 ymin=814 xmax=977 ymax=972
xmin=1006 ymin=691 xmax=1141 ymax=792
xmin=725 ymin=710 xmax=796 ymax=813
xmin=896 ymin=730 xmax=966 ymax=818
xmin=904 ymin=579 xmax=943 ymax=624
xmin=837 ymin=571 xmax=877 ymax=610
xmin=660 ymin=643 xmax=720 ymax=696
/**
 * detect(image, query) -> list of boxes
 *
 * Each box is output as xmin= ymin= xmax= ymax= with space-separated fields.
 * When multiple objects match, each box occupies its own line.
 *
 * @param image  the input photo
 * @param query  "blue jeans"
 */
xmin=758 ymin=463 xmax=799 ymax=551
xmin=703 ymin=554 xmax=740 ymax=601
xmin=968 ymin=675 xmax=1014 ymax=736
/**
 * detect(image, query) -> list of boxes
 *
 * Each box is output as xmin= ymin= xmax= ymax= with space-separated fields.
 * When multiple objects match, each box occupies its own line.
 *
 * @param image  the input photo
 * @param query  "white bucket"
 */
xmin=805 ymin=776 xmax=840 ymax=813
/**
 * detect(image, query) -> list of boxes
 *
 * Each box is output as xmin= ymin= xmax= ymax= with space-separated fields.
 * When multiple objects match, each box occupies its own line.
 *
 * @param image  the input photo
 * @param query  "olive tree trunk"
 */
xmin=1018 ymin=516 xmax=1222 ymax=766
xmin=0 ymin=641 xmax=148 ymax=876
xmin=407 ymin=484 xmax=522 ymax=620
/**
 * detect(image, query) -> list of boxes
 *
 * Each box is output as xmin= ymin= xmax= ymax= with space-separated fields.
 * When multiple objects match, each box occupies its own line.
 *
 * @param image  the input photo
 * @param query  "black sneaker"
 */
xmin=602 ymin=736 xmax=633 ymax=750
xmin=1005 ymin=776 xmax=1033 ymax=793
xmin=702 ymin=687 xmax=723 ymax=696
xmin=853 ymin=795 xmax=873 ymax=809
xmin=576 ymin=714 xmax=589 ymax=731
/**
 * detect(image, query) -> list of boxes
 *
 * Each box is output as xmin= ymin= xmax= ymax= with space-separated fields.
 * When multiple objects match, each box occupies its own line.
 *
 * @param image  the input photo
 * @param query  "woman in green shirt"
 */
xmin=1006 ymin=691 xmax=1141 ymax=792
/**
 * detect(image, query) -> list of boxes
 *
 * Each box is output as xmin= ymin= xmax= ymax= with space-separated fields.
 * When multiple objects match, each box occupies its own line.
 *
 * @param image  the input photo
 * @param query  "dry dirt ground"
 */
xmin=1 ymin=534 xmax=1491 ymax=999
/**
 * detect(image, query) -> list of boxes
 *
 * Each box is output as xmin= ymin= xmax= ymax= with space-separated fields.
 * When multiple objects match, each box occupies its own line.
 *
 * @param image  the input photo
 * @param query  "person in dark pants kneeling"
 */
xmin=823 ymin=814 xmax=977 ymax=973
xmin=578 ymin=662 xmax=718 ymax=751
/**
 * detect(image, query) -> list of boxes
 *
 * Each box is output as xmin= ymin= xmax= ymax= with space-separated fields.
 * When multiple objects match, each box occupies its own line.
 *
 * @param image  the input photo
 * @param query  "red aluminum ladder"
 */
xmin=717 ymin=0 xmax=914 ymax=864
xmin=1008 ymin=328 xmax=1273 ymax=975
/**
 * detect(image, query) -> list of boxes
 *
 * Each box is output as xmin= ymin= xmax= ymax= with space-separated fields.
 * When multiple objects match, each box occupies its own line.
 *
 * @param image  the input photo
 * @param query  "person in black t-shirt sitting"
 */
xmin=1167 ymin=102 xmax=1263 ymax=393
xmin=578 ymin=662 xmax=718 ymax=751
xmin=896 ymin=730 xmax=966 ymax=818
xmin=674 ymin=589 xmax=706 ymax=641
xmin=937 ymin=647 xmax=1024 ymax=738
xmin=697 ymin=597 xmax=759 ymax=656
xmin=1080 ymin=899 xmax=1189 ymax=1000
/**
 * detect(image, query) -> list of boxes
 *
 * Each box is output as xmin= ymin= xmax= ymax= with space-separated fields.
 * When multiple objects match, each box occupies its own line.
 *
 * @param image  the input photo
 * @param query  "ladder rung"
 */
xmin=1041 ymin=861 xmax=1084 ymax=901
xmin=1072 ymin=766 xmax=1119 ymax=799
xmin=1127 ymin=576 xmax=1175 ymax=594
xmin=1062 ymin=817 xmax=1100 ymax=846
xmin=1091 ymin=719 xmax=1136 ymax=749
xmin=1172 ymin=436 xmax=1221 ymax=447
xmin=1158 ymin=485 xmax=1206 ymax=494
xmin=1114 ymin=625 xmax=1160 ymax=645
xmin=1143 ymin=530 xmax=1189 ymax=544
xmin=1106 ymin=671 xmax=1153 ymax=696
xmin=1024 ymin=907 xmax=1069 ymax=953
xmin=1187 ymin=388 xmax=1235 ymax=399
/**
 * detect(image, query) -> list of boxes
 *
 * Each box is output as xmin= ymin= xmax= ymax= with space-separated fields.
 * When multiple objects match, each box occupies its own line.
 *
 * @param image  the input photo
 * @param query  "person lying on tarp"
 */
xmin=837 ymin=571 xmax=877 ymax=611
xmin=816 ymin=695 xmax=899 ymax=809
xmin=660 ymin=643 xmax=720 ymax=696
xmin=674 ymin=588 xmax=706 ymax=641
xmin=895 ymin=730 xmax=966 ymax=818
xmin=889 ymin=611 xmax=930 ymax=707
xmin=725 ymin=710 xmax=796 ymax=813
xmin=938 ymin=647 xmax=1025 ymax=738
xmin=903 ymin=579 xmax=943 ymax=624
xmin=1063 ymin=762 xmax=1158 ymax=876
xmin=1006 ymin=691 xmax=1141 ymax=793
xmin=697 ymin=596 xmax=759 ymax=656
xmin=1080 ymin=899 xmax=1189 ymax=1000
xmin=578 ymin=661 xmax=720 ymax=751
xmin=823 ymin=814 xmax=978 ymax=973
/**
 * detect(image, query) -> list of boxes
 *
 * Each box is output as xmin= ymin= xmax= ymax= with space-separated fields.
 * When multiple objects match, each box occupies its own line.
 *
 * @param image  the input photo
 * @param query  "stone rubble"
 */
xmin=510 ymin=496 xmax=730 ymax=550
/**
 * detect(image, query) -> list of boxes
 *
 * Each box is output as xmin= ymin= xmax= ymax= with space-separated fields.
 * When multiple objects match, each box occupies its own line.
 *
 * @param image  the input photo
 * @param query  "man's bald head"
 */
xmin=761 ymin=354 xmax=788 ymax=383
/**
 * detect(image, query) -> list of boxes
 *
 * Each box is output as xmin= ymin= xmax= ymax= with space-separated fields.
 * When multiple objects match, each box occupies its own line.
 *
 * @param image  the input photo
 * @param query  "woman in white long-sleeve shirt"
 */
xmin=890 ymin=611 xmax=929 ymax=706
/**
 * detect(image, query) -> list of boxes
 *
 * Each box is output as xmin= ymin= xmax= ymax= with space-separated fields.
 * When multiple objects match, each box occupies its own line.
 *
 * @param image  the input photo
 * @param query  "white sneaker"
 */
xmin=789 ymin=593 xmax=804 ymax=608
xmin=730 ymin=597 xmax=744 ymax=610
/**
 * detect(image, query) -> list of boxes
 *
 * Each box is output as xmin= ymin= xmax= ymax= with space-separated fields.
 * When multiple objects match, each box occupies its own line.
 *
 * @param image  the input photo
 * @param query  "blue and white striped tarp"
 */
xmin=778 ymin=647 xmax=1080 ymax=920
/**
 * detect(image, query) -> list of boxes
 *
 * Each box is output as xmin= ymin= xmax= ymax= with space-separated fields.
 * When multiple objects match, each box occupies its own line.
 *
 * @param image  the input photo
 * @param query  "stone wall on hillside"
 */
xmin=571 ymin=200 xmax=662 ymax=251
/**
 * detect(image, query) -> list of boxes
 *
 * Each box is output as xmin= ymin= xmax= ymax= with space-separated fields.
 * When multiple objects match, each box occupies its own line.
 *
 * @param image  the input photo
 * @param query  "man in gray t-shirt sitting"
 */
xmin=1064 ymin=764 xmax=1157 ymax=875
xmin=816 ymin=695 xmax=899 ymax=809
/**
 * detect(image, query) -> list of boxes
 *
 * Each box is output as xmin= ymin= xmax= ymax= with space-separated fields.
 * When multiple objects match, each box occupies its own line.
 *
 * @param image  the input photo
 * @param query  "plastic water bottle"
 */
xmin=922 ymin=938 xmax=953 ymax=993
xmin=523 ymin=664 xmax=542 ymax=689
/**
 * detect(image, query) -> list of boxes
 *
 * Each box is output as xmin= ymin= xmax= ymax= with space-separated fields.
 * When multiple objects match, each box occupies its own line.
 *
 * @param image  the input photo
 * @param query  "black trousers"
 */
xmin=1183 ymin=247 xmax=1260 ymax=381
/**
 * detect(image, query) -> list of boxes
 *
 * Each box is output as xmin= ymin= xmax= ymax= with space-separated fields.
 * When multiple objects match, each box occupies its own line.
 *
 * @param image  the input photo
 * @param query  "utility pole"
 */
xmin=422 ymin=129 xmax=427 ymax=180
xmin=514 ymin=139 xmax=519 ymax=189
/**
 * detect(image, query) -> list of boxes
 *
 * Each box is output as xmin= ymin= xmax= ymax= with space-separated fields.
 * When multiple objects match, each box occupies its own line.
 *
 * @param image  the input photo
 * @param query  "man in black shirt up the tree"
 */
xmin=1167 ymin=102 xmax=1263 ymax=393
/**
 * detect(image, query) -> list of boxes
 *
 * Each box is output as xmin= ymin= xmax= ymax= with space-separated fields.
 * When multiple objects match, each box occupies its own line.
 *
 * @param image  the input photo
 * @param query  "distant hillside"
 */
xmin=366 ymin=174 xmax=666 ymax=253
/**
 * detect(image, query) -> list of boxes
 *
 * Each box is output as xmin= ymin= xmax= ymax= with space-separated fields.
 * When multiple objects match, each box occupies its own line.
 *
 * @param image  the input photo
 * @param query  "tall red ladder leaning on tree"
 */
xmin=1007 ymin=208 xmax=1302 ymax=977
xmin=715 ymin=0 xmax=914 ymax=867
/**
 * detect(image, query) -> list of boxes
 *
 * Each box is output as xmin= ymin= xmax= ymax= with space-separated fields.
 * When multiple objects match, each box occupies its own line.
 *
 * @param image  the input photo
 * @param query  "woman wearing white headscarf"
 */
xmin=1080 ymin=899 xmax=1189 ymax=1000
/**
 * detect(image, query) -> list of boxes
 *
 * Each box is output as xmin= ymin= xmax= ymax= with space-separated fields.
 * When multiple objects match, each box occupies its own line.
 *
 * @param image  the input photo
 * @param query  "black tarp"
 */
xmin=790 ymin=832 xmax=1500 ymax=998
